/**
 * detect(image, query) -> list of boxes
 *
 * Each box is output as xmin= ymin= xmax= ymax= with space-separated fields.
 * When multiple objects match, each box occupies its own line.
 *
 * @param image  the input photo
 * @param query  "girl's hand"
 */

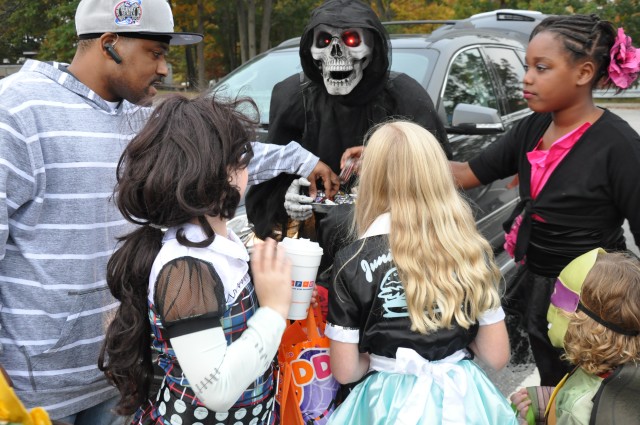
xmin=506 ymin=174 xmax=520 ymax=189
xmin=251 ymin=238 xmax=292 ymax=320
xmin=311 ymin=286 xmax=319 ymax=308
xmin=340 ymin=146 xmax=364 ymax=170
xmin=510 ymin=387 xmax=532 ymax=419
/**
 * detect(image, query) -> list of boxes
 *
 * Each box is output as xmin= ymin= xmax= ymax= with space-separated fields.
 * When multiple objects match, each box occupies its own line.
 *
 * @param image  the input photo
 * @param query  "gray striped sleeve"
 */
xmin=0 ymin=105 xmax=38 ymax=259
xmin=247 ymin=141 xmax=319 ymax=185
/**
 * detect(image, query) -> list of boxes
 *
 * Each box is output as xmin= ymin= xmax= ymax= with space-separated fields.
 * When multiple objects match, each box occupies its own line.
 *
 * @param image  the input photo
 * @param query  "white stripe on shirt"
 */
xmin=0 ymin=275 xmax=107 ymax=291
xmin=44 ymin=193 xmax=112 ymax=199
xmin=44 ymin=162 xmax=117 ymax=169
xmin=8 ymin=219 xmax=129 ymax=231
xmin=0 ymin=335 xmax=104 ymax=349
xmin=0 ymin=157 xmax=34 ymax=182
xmin=1 ymin=302 xmax=117 ymax=320
xmin=4 ymin=246 xmax=117 ymax=260
xmin=41 ymin=386 xmax=115 ymax=412
xmin=7 ymin=364 xmax=100 ymax=377
xmin=9 ymin=100 xmax=92 ymax=114
xmin=0 ymin=122 xmax=28 ymax=142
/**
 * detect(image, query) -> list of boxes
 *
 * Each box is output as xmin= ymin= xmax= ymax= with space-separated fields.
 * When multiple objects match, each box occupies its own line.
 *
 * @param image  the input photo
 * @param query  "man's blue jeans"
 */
xmin=57 ymin=395 xmax=130 ymax=425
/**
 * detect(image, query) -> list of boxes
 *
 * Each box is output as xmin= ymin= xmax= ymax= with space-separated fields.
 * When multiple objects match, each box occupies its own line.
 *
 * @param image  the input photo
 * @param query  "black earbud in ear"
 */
xmin=104 ymin=44 xmax=122 ymax=64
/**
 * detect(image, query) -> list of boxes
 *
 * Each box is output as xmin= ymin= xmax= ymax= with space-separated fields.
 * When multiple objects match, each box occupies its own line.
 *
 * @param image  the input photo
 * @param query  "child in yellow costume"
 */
xmin=511 ymin=248 xmax=640 ymax=425
xmin=0 ymin=368 xmax=51 ymax=425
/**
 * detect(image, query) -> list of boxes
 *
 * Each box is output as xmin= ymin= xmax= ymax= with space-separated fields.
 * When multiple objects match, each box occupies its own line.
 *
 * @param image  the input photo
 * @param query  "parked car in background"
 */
xmin=222 ymin=9 xmax=547 ymax=279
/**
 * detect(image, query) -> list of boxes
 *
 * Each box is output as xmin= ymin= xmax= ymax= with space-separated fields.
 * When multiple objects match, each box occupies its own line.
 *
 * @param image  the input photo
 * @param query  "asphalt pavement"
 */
xmin=607 ymin=104 xmax=640 ymax=258
xmin=479 ymin=104 xmax=640 ymax=398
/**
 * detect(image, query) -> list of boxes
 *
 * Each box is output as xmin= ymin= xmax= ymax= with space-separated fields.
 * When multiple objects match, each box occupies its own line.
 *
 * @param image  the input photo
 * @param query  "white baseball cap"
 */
xmin=75 ymin=0 xmax=203 ymax=45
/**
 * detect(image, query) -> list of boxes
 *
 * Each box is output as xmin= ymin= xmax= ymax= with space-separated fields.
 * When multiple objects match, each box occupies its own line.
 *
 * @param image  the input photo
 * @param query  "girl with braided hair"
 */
xmin=451 ymin=13 xmax=640 ymax=386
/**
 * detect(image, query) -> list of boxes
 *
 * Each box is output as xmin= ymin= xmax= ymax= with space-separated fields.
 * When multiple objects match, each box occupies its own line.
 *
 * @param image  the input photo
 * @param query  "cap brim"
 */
xmin=138 ymin=31 xmax=203 ymax=45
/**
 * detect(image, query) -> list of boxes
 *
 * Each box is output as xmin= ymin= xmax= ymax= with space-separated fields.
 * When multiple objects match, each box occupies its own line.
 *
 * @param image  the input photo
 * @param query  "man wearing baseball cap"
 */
xmin=70 ymin=0 xmax=203 ymax=107
xmin=0 ymin=1 xmax=336 ymax=423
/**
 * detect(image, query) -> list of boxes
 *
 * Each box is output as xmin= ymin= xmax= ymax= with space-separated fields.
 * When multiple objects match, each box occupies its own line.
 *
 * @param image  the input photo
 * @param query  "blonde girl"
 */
xmin=325 ymin=121 xmax=517 ymax=424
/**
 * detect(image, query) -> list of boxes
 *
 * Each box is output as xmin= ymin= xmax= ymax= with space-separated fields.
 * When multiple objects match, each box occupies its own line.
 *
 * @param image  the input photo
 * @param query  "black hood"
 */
xmin=299 ymin=0 xmax=391 ymax=105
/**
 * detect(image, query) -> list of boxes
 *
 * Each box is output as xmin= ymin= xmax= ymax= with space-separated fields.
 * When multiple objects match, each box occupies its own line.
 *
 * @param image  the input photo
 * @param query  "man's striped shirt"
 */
xmin=0 ymin=60 xmax=317 ymax=418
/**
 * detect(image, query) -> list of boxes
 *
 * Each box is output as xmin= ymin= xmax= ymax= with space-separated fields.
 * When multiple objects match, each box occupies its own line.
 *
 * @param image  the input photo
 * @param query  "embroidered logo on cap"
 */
xmin=114 ymin=0 xmax=142 ymax=27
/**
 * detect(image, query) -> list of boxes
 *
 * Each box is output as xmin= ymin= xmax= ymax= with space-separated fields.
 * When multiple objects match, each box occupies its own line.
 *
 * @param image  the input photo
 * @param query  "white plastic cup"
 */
xmin=280 ymin=237 xmax=324 ymax=320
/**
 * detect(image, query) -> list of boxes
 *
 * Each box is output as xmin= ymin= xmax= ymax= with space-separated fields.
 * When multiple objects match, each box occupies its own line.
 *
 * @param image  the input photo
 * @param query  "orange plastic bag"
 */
xmin=276 ymin=305 xmax=340 ymax=425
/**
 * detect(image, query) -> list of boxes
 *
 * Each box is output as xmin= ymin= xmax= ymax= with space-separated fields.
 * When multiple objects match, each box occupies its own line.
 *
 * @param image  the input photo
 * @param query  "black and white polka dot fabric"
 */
xmin=134 ymin=378 xmax=277 ymax=425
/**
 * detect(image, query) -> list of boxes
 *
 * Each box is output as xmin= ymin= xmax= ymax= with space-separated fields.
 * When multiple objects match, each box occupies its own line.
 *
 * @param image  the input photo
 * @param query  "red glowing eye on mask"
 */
xmin=342 ymin=31 xmax=361 ymax=47
xmin=316 ymin=32 xmax=333 ymax=48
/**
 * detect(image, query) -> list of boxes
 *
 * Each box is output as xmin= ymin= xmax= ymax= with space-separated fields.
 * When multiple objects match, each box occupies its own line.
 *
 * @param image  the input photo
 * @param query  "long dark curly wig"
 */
xmin=98 ymin=93 xmax=257 ymax=414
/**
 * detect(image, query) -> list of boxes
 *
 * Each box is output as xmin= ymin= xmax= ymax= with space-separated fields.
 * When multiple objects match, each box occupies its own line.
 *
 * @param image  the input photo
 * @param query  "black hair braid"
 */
xmin=591 ymin=19 xmax=617 ymax=89
xmin=531 ymin=14 xmax=617 ymax=89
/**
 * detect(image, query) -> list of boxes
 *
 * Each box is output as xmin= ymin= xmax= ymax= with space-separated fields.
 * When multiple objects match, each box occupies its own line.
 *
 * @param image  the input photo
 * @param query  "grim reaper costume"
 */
xmin=246 ymin=0 xmax=450 ymax=240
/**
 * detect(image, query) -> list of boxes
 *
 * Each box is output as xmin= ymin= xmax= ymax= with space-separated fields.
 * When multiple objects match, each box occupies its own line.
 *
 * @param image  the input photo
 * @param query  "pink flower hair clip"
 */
xmin=608 ymin=27 xmax=640 ymax=89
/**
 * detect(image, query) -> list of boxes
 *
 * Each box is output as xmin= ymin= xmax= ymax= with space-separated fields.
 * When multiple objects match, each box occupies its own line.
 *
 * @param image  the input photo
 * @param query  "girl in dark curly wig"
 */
xmin=99 ymin=93 xmax=293 ymax=425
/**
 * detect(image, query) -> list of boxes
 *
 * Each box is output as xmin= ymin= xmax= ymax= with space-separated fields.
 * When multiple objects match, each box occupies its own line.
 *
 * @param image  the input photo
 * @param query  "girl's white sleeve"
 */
xmin=170 ymin=306 xmax=286 ymax=412
xmin=478 ymin=306 xmax=506 ymax=326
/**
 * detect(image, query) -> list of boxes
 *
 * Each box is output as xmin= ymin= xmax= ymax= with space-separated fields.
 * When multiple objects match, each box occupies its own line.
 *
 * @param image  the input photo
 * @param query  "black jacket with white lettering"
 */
xmin=327 ymin=234 xmax=478 ymax=360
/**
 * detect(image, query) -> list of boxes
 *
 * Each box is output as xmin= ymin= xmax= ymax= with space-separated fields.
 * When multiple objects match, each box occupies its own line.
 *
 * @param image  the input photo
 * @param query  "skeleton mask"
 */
xmin=310 ymin=25 xmax=373 ymax=95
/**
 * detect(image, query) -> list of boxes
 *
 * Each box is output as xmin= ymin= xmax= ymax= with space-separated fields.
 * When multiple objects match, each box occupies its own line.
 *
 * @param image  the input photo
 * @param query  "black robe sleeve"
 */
xmin=387 ymin=72 xmax=452 ymax=159
xmin=245 ymin=74 xmax=306 ymax=239
xmin=267 ymin=74 xmax=306 ymax=146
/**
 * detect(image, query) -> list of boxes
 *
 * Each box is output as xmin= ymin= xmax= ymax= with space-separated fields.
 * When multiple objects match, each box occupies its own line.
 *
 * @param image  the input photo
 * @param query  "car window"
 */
xmin=214 ymin=51 xmax=302 ymax=124
xmin=442 ymin=48 xmax=498 ymax=126
xmin=390 ymin=49 xmax=437 ymax=87
xmin=484 ymin=47 xmax=527 ymax=113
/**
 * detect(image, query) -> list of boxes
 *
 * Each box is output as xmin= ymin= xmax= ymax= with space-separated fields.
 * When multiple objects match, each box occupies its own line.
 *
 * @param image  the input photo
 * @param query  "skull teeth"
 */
xmin=327 ymin=72 xmax=355 ymax=85
xmin=326 ymin=64 xmax=354 ymax=72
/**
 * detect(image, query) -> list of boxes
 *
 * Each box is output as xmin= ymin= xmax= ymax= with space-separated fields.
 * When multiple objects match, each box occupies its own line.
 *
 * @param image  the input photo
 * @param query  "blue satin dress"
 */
xmin=328 ymin=349 xmax=518 ymax=425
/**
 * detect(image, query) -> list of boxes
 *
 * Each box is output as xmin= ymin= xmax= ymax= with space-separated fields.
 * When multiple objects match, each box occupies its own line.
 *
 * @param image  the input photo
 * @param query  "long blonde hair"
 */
xmin=355 ymin=121 xmax=501 ymax=334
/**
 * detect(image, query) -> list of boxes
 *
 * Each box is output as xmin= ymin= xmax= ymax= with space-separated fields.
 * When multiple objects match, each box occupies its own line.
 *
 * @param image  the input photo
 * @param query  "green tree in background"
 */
xmin=171 ymin=0 xmax=216 ymax=90
xmin=0 ymin=0 xmax=76 ymax=63
xmin=38 ymin=2 xmax=79 ymax=63
xmin=271 ymin=0 xmax=322 ymax=49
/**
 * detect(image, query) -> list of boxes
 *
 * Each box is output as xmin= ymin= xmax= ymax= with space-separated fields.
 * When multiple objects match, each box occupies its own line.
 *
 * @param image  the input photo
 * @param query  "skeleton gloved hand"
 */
xmin=284 ymin=177 xmax=314 ymax=221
